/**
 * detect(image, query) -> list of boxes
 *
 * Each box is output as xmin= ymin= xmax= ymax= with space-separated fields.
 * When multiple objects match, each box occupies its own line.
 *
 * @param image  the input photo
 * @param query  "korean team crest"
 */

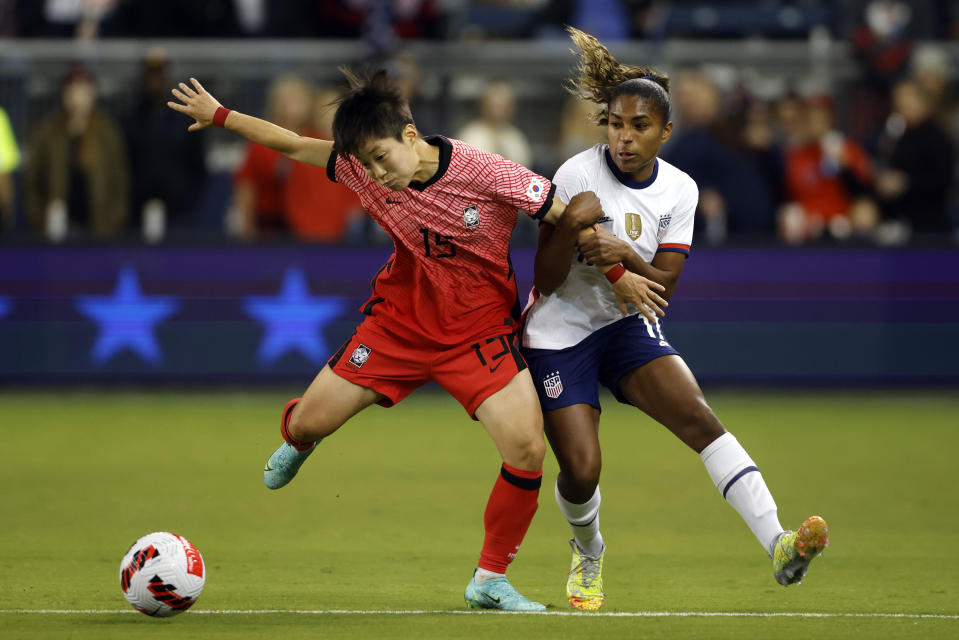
xmin=543 ymin=371 xmax=563 ymax=399
xmin=463 ymin=204 xmax=480 ymax=229
xmin=349 ymin=344 xmax=372 ymax=368
xmin=526 ymin=176 xmax=546 ymax=200
xmin=625 ymin=213 xmax=643 ymax=240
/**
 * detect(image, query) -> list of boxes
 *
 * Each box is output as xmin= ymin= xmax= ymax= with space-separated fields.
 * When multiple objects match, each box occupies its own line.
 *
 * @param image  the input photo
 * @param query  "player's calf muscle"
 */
xmin=288 ymin=395 xmax=364 ymax=441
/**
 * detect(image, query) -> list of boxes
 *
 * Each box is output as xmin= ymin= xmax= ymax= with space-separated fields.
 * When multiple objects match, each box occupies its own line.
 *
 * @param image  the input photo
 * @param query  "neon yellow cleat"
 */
xmin=566 ymin=539 xmax=605 ymax=611
xmin=773 ymin=515 xmax=829 ymax=586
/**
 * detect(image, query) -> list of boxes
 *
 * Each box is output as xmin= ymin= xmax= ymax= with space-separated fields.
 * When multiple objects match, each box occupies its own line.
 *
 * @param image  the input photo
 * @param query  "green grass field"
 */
xmin=1 ymin=389 xmax=957 ymax=639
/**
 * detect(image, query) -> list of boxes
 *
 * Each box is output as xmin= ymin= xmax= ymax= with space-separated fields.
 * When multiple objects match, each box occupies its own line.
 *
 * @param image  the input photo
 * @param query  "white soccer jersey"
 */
xmin=522 ymin=144 xmax=698 ymax=350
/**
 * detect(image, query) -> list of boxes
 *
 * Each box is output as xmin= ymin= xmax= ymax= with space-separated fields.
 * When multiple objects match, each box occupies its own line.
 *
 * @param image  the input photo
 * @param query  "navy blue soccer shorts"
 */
xmin=521 ymin=314 xmax=680 ymax=412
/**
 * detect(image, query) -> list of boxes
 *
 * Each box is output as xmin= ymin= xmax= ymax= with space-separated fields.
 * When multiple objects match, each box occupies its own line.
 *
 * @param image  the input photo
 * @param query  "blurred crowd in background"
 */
xmin=0 ymin=0 xmax=958 ymax=247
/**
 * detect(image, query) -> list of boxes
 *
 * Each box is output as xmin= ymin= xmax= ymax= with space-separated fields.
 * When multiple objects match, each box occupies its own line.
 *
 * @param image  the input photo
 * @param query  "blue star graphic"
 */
xmin=76 ymin=267 xmax=179 ymax=365
xmin=244 ymin=268 xmax=347 ymax=365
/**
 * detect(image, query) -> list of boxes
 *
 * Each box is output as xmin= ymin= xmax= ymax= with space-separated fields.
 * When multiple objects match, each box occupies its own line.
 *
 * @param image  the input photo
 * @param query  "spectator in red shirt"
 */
xmin=230 ymin=74 xmax=313 ymax=238
xmin=779 ymin=94 xmax=879 ymax=244
xmin=282 ymin=86 xmax=365 ymax=243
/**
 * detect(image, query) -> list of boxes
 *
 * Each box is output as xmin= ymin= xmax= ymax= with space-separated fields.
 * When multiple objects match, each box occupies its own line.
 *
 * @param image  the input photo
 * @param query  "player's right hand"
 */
xmin=167 ymin=77 xmax=222 ymax=132
xmin=562 ymin=191 xmax=605 ymax=231
xmin=611 ymin=271 xmax=667 ymax=322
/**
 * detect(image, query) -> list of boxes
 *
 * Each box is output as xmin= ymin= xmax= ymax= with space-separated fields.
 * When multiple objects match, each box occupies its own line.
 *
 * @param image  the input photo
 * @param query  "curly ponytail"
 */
xmin=566 ymin=26 xmax=671 ymax=125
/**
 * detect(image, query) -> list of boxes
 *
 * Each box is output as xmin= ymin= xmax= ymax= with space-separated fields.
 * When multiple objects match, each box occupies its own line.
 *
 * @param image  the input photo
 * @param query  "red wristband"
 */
xmin=212 ymin=106 xmax=231 ymax=127
xmin=604 ymin=264 xmax=626 ymax=284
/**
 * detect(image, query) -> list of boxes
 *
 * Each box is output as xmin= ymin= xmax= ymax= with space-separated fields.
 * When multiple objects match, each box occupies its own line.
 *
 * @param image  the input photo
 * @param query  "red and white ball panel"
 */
xmin=118 ymin=531 xmax=205 ymax=617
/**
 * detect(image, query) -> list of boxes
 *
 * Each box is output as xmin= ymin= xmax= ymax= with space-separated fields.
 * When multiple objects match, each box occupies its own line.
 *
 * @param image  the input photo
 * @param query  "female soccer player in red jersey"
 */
xmin=168 ymin=68 xmax=667 ymax=611
xmin=520 ymin=28 xmax=829 ymax=611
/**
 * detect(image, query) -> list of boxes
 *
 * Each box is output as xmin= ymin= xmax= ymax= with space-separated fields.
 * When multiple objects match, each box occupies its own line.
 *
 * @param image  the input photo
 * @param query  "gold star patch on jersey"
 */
xmin=625 ymin=213 xmax=642 ymax=240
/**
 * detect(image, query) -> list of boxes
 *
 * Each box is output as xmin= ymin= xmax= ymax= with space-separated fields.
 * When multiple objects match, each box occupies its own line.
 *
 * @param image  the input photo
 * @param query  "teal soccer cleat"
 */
xmin=263 ymin=441 xmax=316 ymax=489
xmin=263 ymin=398 xmax=316 ymax=490
xmin=464 ymin=573 xmax=546 ymax=611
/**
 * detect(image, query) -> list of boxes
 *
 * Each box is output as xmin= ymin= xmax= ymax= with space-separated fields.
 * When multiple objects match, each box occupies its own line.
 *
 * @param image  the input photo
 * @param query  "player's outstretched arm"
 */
xmin=167 ymin=77 xmax=334 ymax=168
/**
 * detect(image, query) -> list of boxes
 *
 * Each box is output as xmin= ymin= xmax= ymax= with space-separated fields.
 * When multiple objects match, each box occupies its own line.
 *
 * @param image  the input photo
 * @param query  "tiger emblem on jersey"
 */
xmin=463 ymin=204 xmax=480 ymax=229
xmin=349 ymin=344 xmax=372 ymax=368
xmin=624 ymin=213 xmax=642 ymax=240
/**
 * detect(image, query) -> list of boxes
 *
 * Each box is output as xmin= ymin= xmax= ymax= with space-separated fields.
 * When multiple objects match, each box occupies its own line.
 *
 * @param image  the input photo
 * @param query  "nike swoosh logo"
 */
xmin=386 ymin=198 xmax=401 ymax=204
xmin=486 ymin=595 xmax=500 ymax=604
xmin=489 ymin=360 xmax=504 ymax=374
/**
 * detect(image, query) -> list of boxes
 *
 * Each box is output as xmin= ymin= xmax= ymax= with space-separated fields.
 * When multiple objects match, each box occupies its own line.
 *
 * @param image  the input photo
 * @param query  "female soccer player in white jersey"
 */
xmin=168 ymin=67 xmax=666 ymax=612
xmin=520 ymin=28 xmax=829 ymax=611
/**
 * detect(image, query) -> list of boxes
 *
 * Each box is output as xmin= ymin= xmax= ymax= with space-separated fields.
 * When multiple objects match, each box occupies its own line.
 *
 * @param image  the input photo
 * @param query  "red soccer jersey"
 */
xmin=327 ymin=136 xmax=555 ymax=347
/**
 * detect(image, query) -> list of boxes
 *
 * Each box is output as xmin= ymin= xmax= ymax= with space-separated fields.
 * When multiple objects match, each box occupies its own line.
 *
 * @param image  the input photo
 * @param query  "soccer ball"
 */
xmin=119 ymin=531 xmax=206 ymax=617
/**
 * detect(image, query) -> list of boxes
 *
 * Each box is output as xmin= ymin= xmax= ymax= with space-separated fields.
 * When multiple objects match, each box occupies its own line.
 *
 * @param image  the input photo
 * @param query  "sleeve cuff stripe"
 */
xmin=657 ymin=243 xmax=690 ymax=256
xmin=326 ymin=155 xmax=338 ymax=183
xmin=531 ymin=184 xmax=556 ymax=220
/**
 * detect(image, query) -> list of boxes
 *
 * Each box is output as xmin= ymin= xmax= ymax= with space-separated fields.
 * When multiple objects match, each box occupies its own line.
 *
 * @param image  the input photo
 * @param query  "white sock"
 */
xmin=555 ymin=482 xmax=605 ymax=558
xmin=473 ymin=567 xmax=504 ymax=583
xmin=700 ymin=432 xmax=784 ymax=557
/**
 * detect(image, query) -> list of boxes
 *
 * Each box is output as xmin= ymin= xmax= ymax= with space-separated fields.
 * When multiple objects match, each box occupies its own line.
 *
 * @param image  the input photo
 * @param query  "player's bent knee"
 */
xmin=508 ymin=435 xmax=546 ymax=471
xmin=526 ymin=436 xmax=547 ymax=468
xmin=567 ymin=467 xmax=600 ymax=494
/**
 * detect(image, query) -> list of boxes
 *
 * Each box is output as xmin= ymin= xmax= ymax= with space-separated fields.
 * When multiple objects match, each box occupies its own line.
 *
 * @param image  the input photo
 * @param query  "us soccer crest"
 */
xmin=349 ymin=344 xmax=372 ymax=368
xmin=657 ymin=213 xmax=672 ymax=242
xmin=463 ymin=204 xmax=480 ymax=229
xmin=542 ymin=371 xmax=563 ymax=399
xmin=625 ymin=213 xmax=642 ymax=240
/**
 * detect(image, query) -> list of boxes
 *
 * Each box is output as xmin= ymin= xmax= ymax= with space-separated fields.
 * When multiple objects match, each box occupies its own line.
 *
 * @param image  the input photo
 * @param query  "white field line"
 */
xmin=1 ymin=609 xmax=958 ymax=619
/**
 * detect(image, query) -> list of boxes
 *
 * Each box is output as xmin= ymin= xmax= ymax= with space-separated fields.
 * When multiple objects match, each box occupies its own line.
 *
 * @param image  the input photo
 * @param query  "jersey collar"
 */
xmin=408 ymin=135 xmax=453 ymax=191
xmin=604 ymin=147 xmax=658 ymax=189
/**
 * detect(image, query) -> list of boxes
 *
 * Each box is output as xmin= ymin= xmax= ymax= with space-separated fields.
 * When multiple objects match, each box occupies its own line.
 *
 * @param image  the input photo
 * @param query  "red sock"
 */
xmin=477 ymin=463 xmax=542 ymax=574
xmin=280 ymin=398 xmax=313 ymax=451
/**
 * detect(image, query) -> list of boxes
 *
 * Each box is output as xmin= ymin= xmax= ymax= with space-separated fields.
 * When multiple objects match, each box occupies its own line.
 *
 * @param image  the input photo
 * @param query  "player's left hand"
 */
xmin=167 ymin=77 xmax=222 ymax=131
xmin=578 ymin=225 xmax=629 ymax=266
xmin=611 ymin=271 xmax=667 ymax=321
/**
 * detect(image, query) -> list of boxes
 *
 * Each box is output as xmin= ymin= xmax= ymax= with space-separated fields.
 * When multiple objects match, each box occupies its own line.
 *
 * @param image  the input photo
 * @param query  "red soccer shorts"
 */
xmin=328 ymin=318 xmax=527 ymax=418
